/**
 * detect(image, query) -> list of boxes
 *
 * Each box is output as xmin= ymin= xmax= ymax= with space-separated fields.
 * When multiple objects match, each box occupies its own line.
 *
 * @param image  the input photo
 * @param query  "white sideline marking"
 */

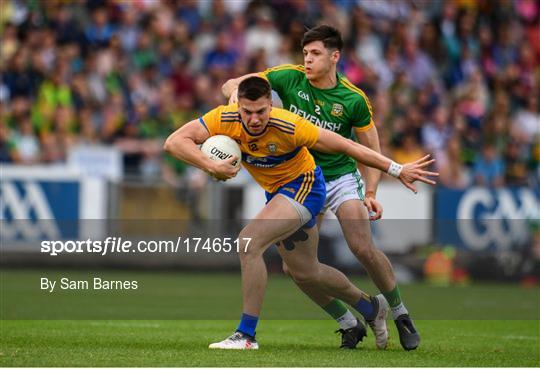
xmin=458 ymin=333 xmax=540 ymax=341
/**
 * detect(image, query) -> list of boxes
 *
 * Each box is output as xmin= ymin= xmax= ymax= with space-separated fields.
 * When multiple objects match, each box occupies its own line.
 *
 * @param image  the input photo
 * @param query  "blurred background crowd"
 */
xmin=1 ymin=0 xmax=539 ymax=188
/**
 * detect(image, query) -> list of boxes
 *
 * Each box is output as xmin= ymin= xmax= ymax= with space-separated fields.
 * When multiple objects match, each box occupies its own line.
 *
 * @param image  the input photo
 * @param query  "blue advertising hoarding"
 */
xmin=435 ymin=187 xmax=540 ymax=251
xmin=0 ymin=179 xmax=80 ymax=241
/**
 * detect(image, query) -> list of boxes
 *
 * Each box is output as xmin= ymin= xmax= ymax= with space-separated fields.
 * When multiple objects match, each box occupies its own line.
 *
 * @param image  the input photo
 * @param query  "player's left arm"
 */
xmin=312 ymin=128 xmax=438 ymax=193
xmin=355 ymin=125 xmax=383 ymax=219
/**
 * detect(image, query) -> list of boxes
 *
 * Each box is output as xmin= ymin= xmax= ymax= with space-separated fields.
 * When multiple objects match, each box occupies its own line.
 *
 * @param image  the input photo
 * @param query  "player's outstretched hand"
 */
xmin=398 ymin=155 xmax=439 ymax=193
xmin=208 ymin=156 xmax=240 ymax=181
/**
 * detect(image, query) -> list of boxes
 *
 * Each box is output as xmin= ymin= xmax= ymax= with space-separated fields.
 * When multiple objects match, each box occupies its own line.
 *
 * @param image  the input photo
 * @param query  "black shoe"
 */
xmin=335 ymin=318 xmax=367 ymax=349
xmin=394 ymin=314 xmax=420 ymax=351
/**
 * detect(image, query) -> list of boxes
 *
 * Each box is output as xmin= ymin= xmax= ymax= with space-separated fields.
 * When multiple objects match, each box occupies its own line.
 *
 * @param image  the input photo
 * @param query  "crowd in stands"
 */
xmin=1 ymin=0 xmax=538 ymax=188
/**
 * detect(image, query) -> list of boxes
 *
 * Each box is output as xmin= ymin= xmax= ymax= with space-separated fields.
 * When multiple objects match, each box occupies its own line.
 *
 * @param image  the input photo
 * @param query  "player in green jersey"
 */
xmin=222 ymin=25 xmax=420 ymax=351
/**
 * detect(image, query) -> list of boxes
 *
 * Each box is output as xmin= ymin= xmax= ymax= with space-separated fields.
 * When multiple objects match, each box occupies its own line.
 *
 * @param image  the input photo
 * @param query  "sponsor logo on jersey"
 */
xmin=267 ymin=143 xmax=278 ymax=153
xmin=331 ymin=103 xmax=344 ymax=117
xmin=290 ymin=104 xmax=343 ymax=132
xmin=245 ymin=155 xmax=266 ymax=163
xmin=297 ymin=90 xmax=310 ymax=102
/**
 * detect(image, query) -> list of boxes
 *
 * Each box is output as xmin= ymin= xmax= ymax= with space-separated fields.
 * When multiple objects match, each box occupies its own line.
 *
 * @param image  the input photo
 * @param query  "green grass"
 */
xmin=2 ymin=269 xmax=539 ymax=320
xmin=1 ymin=320 xmax=539 ymax=367
xmin=1 ymin=269 xmax=539 ymax=366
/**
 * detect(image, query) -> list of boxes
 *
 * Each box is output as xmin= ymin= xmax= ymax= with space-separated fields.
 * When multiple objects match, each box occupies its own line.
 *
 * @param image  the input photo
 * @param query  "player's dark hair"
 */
xmin=301 ymin=25 xmax=343 ymax=51
xmin=237 ymin=76 xmax=271 ymax=101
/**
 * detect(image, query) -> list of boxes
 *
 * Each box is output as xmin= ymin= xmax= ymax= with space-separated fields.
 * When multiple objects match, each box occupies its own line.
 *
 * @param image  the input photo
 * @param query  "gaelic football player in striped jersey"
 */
xmin=223 ymin=25 xmax=421 ymax=351
xmin=166 ymin=76 xmax=437 ymax=349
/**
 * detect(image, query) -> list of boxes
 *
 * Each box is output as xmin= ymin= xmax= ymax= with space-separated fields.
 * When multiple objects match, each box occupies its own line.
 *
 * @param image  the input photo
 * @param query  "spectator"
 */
xmin=84 ymin=7 xmax=115 ymax=48
xmin=392 ymin=132 xmax=426 ymax=164
xmin=454 ymin=68 xmax=489 ymax=129
xmin=245 ymin=7 xmax=282 ymax=66
xmin=0 ymin=123 xmax=20 ymax=163
xmin=117 ymin=8 xmax=139 ymax=52
xmin=228 ymin=15 xmax=247 ymax=61
xmin=78 ymin=108 xmax=98 ymax=144
xmin=438 ymin=136 xmax=471 ymax=189
xmin=400 ymin=36 xmax=437 ymax=89
xmin=421 ymin=104 xmax=453 ymax=166
xmin=473 ymin=143 xmax=505 ymax=187
xmin=505 ymin=139 xmax=530 ymax=186
xmin=513 ymin=95 xmax=540 ymax=144
xmin=40 ymin=132 xmax=63 ymax=164
xmin=354 ymin=17 xmax=382 ymax=66
xmin=12 ymin=115 xmax=40 ymax=163
xmin=1 ymin=22 xmax=19 ymax=65
xmin=203 ymin=32 xmax=238 ymax=76
xmin=0 ymin=0 xmax=537 ymax=186
xmin=3 ymin=49 xmax=40 ymax=98
xmin=132 ymin=31 xmax=157 ymax=71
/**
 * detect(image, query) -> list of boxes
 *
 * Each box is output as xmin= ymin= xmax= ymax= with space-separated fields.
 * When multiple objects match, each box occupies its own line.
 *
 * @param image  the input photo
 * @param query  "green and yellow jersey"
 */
xmin=261 ymin=64 xmax=374 ymax=181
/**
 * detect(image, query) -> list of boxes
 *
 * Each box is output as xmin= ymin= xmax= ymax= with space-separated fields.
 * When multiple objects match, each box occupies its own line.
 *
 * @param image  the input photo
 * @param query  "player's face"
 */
xmin=303 ymin=41 xmax=339 ymax=81
xmin=238 ymin=96 xmax=272 ymax=135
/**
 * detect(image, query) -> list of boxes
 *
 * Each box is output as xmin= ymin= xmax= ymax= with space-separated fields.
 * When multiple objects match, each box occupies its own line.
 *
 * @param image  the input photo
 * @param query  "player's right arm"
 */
xmin=164 ymin=120 xmax=239 ymax=180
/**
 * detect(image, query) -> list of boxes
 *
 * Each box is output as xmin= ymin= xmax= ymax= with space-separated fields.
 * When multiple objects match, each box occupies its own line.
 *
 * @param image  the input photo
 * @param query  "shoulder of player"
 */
xmin=265 ymin=64 xmax=305 ymax=75
xmin=268 ymin=107 xmax=302 ymax=133
xmin=219 ymin=104 xmax=241 ymax=122
xmin=337 ymin=76 xmax=371 ymax=105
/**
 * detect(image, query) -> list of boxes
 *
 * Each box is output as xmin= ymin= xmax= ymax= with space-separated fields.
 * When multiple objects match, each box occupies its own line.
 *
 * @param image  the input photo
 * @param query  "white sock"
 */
xmin=391 ymin=302 xmax=409 ymax=320
xmin=336 ymin=310 xmax=357 ymax=330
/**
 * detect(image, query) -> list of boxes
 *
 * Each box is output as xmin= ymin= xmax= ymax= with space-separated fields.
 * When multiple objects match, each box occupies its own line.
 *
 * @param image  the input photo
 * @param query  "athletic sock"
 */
xmin=383 ymin=285 xmax=409 ymax=319
xmin=323 ymin=299 xmax=357 ymax=330
xmin=236 ymin=313 xmax=258 ymax=338
xmin=390 ymin=303 xmax=409 ymax=320
xmin=382 ymin=285 xmax=402 ymax=308
xmin=336 ymin=310 xmax=358 ymax=330
xmin=352 ymin=292 xmax=377 ymax=321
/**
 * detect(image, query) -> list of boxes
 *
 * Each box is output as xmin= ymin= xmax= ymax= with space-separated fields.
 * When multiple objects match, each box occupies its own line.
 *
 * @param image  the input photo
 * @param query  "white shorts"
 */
xmin=322 ymin=171 xmax=365 ymax=214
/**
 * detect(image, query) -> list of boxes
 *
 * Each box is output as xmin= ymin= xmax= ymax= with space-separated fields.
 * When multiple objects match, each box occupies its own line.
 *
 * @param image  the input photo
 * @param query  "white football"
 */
xmin=201 ymin=135 xmax=242 ymax=168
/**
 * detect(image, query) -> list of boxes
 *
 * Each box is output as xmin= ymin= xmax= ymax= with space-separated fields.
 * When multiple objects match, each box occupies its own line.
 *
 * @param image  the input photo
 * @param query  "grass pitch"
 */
xmin=2 ymin=320 xmax=539 ymax=367
xmin=1 ymin=269 xmax=539 ymax=367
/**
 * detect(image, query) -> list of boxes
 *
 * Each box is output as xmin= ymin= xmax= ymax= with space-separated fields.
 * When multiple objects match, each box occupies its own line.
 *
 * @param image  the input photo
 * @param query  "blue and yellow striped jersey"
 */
xmin=199 ymin=104 xmax=320 ymax=193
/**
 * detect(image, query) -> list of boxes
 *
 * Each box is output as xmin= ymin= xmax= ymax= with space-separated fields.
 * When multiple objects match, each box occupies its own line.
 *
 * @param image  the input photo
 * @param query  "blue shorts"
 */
xmin=265 ymin=166 xmax=326 ymax=228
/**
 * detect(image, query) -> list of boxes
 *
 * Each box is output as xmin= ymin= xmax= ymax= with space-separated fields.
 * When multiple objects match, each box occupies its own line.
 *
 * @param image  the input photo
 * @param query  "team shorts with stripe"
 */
xmin=265 ymin=166 xmax=326 ymax=228
xmin=323 ymin=170 xmax=365 ymax=214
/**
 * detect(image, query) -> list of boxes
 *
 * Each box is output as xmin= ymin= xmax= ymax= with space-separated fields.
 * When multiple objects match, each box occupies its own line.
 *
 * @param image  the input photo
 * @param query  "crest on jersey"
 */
xmin=331 ymin=103 xmax=344 ymax=117
xmin=267 ymin=143 xmax=278 ymax=153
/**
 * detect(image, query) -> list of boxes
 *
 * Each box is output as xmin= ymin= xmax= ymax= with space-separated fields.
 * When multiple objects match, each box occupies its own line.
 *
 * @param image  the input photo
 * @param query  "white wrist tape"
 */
xmin=387 ymin=161 xmax=403 ymax=178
